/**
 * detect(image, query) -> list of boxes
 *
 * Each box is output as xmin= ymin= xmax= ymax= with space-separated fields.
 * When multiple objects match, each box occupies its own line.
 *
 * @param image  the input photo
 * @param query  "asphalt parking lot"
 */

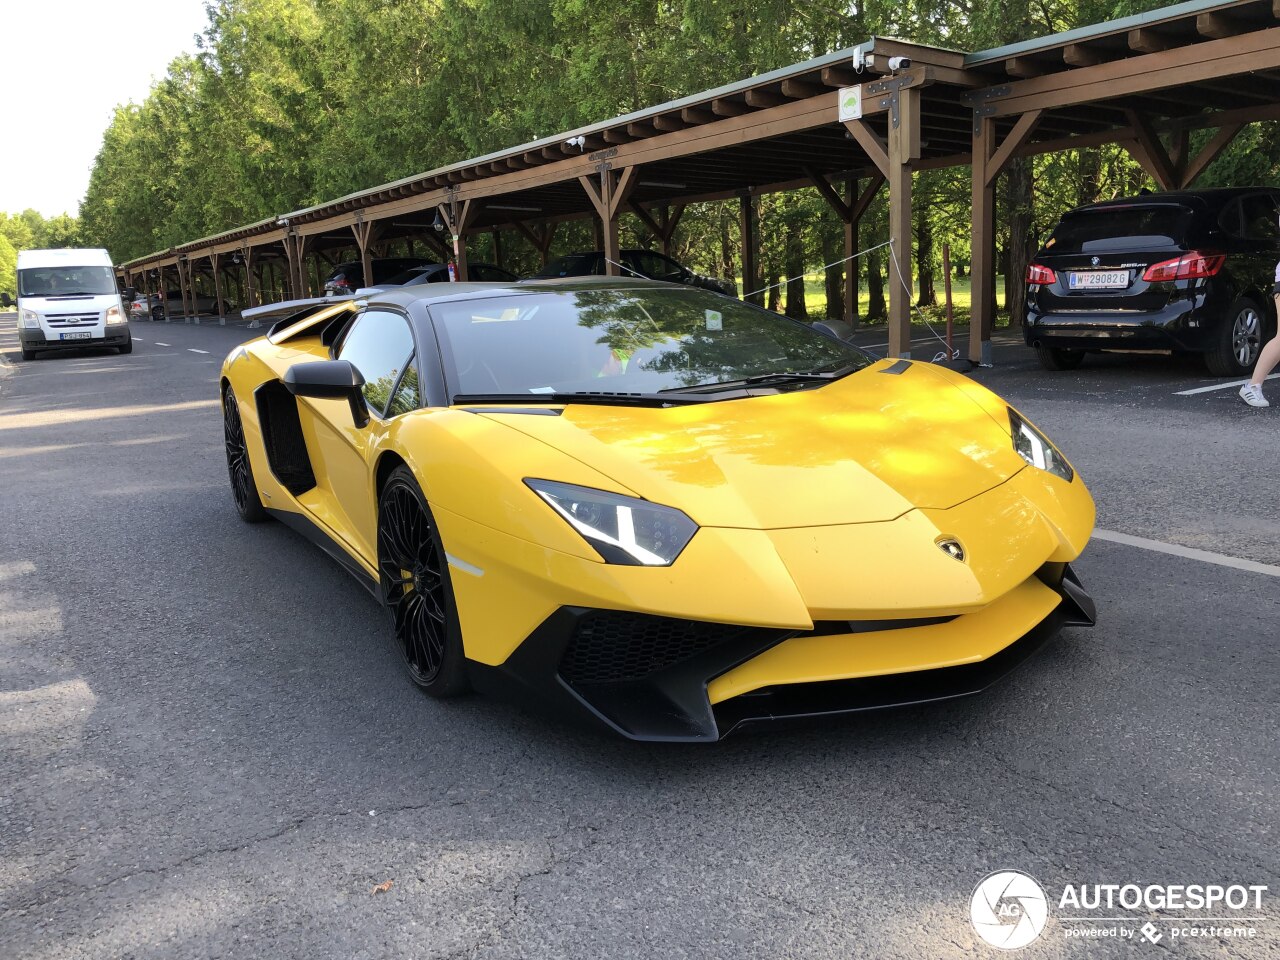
xmin=0 ymin=312 xmax=1276 ymax=959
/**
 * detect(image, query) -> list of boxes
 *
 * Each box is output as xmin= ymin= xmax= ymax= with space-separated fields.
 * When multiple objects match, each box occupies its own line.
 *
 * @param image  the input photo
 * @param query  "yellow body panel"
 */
xmin=706 ymin=574 xmax=1063 ymax=704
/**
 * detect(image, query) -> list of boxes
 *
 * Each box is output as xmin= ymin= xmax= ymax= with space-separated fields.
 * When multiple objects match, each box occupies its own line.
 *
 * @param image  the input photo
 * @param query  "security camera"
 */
xmin=565 ymin=135 xmax=586 ymax=150
xmin=888 ymin=56 xmax=911 ymax=72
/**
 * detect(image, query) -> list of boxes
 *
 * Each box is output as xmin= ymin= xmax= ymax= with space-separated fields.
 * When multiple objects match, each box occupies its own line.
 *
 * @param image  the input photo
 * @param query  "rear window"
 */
xmin=1046 ymin=205 xmax=1193 ymax=253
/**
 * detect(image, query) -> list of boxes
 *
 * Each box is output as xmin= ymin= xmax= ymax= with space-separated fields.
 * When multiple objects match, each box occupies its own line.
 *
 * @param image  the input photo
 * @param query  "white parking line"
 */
xmin=1174 ymin=373 xmax=1280 ymax=395
xmin=132 ymin=337 xmax=143 ymax=341
xmin=188 ymin=348 xmax=210 ymax=354
xmin=154 ymin=342 xmax=171 ymax=347
xmin=1094 ymin=528 xmax=1280 ymax=578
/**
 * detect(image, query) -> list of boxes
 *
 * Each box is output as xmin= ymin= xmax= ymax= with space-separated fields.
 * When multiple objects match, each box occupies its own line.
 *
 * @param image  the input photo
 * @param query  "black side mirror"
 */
xmin=0 ymin=292 xmax=12 ymax=309
xmin=123 ymin=286 xmax=137 ymax=302
xmin=283 ymin=360 xmax=369 ymax=427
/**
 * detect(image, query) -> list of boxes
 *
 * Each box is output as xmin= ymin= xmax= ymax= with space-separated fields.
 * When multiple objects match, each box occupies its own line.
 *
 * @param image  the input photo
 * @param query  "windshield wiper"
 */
xmin=452 ymin=390 xmax=715 ymax=407
xmin=668 ymin=363 xmax=862 ymax=394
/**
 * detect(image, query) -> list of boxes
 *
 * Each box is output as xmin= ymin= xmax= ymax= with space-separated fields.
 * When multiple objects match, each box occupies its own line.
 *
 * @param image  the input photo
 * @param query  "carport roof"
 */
xmin=121 ymin=0 xmax=1280 ymax=269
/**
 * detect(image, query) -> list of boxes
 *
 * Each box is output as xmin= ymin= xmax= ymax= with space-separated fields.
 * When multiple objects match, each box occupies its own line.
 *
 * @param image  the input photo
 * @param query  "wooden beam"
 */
xmin=804 ymin=167 xmax=851 ymax=222
xmin=627 ymin=202 xmax=664 ymax=239
xmin=1196 ymin=12 xmax=1242 ymax=39
xmin=710 ymin=98 xmax=750 ymax=117
xmin=844 ymin=120 xmax=890 ymax=180
xmin=680 ymin=106 xmax=716 ymax=124
xmin=608 ymin=166 xmax=639 ymax=220
xmin=849 ymin=174 xmax=885 ymax=224
xmin=1005 ymin=57 xmax=1044 ymax=78
xmin=578 ymin=175 xmax=606 ymax=218
xmin=1124 ymin=109 xmax=1179 ymax=190
xmin=1179 ymin=122 xmax=1245 ymax=187
xmin=1128 ymin=28 xmax=1169 ymax=53
xmin=1062 ymin=43 xmax=1103 ymax=67
xmin=886 ymin=85 xmax=918 ymax=358
xmin=601 ymin=128 xmax=632 ymax=145
xmin=970 ymin=116 xmax=995 ymax=365
xmin=781 ymin=78 xmax=824 ymax=99
xmin=652 ymin=114 xmax=685 ymax=132
xmin=985 ymin=110 xmax=1043 ymax=186
xmin=626 ymin=122 xmax=656 ymax=139
xmin=985 ymin=28 xmax=1280 ymax=117
xmin=821 ymin=66 xmax=858 ymax=87
xmin=744 ymin=88 xmax=786 ymax=108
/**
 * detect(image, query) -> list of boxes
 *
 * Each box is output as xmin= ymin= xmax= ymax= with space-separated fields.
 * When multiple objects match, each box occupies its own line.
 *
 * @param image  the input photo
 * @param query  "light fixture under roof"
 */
xmin=638 ymin=181 xmax=686 ymax=190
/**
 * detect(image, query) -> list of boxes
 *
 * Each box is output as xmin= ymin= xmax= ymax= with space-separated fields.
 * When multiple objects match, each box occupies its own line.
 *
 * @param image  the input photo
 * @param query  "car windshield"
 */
xmin=431 ymin=287 xmax=872 ymax=400
xmin=1046 ymin=204 xmax=1193 ymax=253
xmin=18 ymin=265 xmax=118 ymax=297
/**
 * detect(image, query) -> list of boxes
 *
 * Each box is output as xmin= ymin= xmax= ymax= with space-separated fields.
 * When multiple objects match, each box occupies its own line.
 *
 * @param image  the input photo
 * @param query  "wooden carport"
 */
xmin=119 ymin=0 xmax=1280 ymax=363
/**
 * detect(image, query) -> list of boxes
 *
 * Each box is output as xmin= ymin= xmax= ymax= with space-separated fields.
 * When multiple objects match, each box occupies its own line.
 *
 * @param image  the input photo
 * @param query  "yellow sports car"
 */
xmin=221 ymin=278 xmax=1095 ymax=741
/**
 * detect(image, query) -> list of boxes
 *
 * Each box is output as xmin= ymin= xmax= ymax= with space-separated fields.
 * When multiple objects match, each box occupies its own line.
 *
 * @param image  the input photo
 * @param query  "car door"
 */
xmin=1238 ymin=193 xmax=1280 ymax=314
xmin=300 ymin=307 xmax=419 ymax=565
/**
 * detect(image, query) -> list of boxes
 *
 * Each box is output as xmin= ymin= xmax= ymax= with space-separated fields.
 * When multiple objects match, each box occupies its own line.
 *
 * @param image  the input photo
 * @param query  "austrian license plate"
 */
xmin=61 ymin=331 xmax=93 ymax=341
xmin=1069 ymin=270 xmax=1130 ymax=290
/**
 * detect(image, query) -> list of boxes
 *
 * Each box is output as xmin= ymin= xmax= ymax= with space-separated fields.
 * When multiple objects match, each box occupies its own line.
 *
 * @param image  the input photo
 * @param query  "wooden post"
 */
xmin=579 ymin=167 xmax=637 ymax=276
xmin=178 ymin=258 xmax=193 ymax=319
xmin=243 ymin=247 xmax=258 ymax=309
xmin=491 ymin=229 xmax=503 ymax=269
xmin=211 ymin=252 xmax=226 ymax=319
xmin=887 ymin=87 xmax=921 ymax=358
xmin=971 ymin=116 xmax=996 ymax=365
xmin=740 ymin=193 xmax=759 ymax=305
xmin=942 ymin=242 xmax=955 ymax=359
xmin=845 ymin=178 xmax=859 ymax=326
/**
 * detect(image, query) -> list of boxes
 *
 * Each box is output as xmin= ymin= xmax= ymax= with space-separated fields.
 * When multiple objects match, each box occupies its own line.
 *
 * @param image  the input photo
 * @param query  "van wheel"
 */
xmin=1206 ymin=297 xmax=1263 ymax=377
xmin=1036 ymin=345 xmax=1085 ymax=371
xmin=118 ymin=340 xmax=133 ymax=355
xmin=20 ymin=347 xmax=35 ymax=361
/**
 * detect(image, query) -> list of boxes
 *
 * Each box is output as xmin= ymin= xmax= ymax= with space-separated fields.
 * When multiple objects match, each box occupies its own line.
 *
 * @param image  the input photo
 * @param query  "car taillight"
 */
xmin=333 ymin=278 xmax=349 ymax=288
xmin=1026 ymin=263 xmax=1057 ymax=285
xmin=1142 ymin=251 xmax=1226 ymax=282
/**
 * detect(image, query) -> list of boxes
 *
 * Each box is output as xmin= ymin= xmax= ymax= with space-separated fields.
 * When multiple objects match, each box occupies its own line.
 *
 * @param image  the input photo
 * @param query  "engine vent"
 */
xmin=255 ymin=381 xmax=316 ymax=495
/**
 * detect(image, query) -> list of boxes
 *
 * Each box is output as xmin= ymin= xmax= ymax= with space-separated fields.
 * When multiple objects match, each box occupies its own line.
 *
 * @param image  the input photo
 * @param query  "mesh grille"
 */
xmin=560 ymin=612 xmax=765 ymax=684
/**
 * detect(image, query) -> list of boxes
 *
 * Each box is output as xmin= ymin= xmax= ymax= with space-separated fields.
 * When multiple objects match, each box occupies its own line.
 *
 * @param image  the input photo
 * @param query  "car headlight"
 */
xmin=20 ymin=309 xmax=40 ymax=329
xmin=1008 ymin=409 xmax=1073 ymax=482
xmin=525 ymin=479 xmax=698 ymax=566
xmin=105 ymin=305 xmax=126 ymax=324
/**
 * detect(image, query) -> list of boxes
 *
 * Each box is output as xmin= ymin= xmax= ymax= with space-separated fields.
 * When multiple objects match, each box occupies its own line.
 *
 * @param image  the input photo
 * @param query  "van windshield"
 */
xmin=18 ymin=266 xmax=118 ymax=298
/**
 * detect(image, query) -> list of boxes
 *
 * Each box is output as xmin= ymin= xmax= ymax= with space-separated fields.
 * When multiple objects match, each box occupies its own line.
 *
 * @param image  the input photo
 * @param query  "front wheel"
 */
xmin=117 ymin=340 xmax=133 ymax=355
xmin=1206 ymin=297 xmax=1264 ymax=377
xmin=20 ymin=346 xmax=35 ymax=361
xmin=378 ymin=466 xmax=470 ymax=698
xmin=223 ymin=389 xmax=268 ymax=523
xmin=1036 ymin=345 xmax=1085 ymax=371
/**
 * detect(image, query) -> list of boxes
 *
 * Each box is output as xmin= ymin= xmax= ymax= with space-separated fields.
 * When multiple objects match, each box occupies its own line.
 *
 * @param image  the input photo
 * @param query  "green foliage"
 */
xmin=0 ymin=235 xmax=16 ymax=296
xmin=78 ymin=0 xmax=1280 ymax=321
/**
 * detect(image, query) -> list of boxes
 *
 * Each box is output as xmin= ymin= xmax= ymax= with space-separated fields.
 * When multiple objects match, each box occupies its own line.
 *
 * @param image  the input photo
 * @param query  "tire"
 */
xmin=1205 ymin=297 xmax=1264 ymax=377
xmin=377 ymin=465 xmax=470 ymax=698
xmin=20 ymin=347 xmax=36 ymax=361
xmin=1036 ymin=345 xmax=1085 ymax=371
xmin=118 ymin=340 xmax=133 ymax=355
xmin=222 ymin=389 xmax=268 ymax=523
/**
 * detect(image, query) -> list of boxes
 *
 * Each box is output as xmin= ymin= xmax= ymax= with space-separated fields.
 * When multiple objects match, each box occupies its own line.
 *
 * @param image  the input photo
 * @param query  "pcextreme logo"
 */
xmin=970 ymin=871 xmax=1050 ymax=950
xmin=968 ymin=870 xmax=1269 ymax=950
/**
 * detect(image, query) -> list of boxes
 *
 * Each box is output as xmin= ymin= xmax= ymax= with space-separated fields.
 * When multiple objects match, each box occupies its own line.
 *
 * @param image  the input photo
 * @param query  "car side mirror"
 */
xmin=0 ymin=292 xmax=12 ymax=309
xmin=283 ymin=359 xmax=369 ymax=427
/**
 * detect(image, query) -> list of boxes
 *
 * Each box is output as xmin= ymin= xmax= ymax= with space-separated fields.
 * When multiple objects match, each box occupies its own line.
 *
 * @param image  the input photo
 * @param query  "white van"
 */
xmin=3 ymin=248 xmax=132 ymax=360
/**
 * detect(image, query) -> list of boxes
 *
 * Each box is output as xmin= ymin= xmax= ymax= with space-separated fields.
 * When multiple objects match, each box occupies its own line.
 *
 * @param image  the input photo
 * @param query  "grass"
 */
xmin=740 ymin=275 xmax=1015 ymax=329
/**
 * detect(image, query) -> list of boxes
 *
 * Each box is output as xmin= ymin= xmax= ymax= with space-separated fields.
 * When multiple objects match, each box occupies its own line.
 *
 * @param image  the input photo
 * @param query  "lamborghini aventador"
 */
xmin=220 ymin=277 xmax=1096 ymax=741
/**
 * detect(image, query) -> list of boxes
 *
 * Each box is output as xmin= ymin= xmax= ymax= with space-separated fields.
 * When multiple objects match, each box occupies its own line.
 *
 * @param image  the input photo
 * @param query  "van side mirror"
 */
xmin=0 ymin=293 xmax=12 ymax=309
xmin=283 ymin=360 xmax=369 ymax=427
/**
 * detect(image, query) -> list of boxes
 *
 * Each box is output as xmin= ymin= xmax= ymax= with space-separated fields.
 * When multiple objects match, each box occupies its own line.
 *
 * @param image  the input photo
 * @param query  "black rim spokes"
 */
xmin=379 ymin=483 xmax=447 ymax=682
xmin=223 ymin=394 xmax=250 ymax=510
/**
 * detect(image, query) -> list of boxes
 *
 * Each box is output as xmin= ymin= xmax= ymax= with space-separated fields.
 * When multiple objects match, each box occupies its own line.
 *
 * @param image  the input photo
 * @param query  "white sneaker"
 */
xmin=1239 ymin=383 xmax=1270 ymax=408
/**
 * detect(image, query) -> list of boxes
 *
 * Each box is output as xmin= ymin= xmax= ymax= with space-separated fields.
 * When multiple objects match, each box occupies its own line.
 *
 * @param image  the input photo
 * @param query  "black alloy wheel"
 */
xmin=377 ymin=466 xmax=469 ymax=697
xmin=223 ymin=389 xmax=267 ymax=523
xmin=1036 ymin=345 xmax=1086 ymax=371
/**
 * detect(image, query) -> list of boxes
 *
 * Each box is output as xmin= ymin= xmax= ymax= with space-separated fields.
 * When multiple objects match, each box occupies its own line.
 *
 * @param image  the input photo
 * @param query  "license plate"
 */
xmin=61 ymin=331 xmax=93 ymax=341
xmin=1069 ymin=270 xmax=1130 ymax=290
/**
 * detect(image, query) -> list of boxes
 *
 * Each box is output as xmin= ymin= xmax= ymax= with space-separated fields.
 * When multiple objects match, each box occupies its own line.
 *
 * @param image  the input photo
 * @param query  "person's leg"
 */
xmin=1238 ymin=296 xmax=1280 ymax=406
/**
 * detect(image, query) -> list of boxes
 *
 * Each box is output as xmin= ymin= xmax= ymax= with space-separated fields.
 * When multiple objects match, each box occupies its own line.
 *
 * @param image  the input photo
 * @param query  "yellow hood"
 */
xmin=476 ymin=362 xmax=1024 ymax=528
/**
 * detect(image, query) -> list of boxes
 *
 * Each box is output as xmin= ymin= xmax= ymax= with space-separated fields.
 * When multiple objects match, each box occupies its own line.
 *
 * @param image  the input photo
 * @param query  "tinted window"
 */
xmin=432 ymin=288 xmax=872 ymax=397
xmin=536 ymin=254 xmax=601 ymax=278
xmin=631 ymin=251 xmax=681 ymax=280
xmin=472 ymin=265 xmax=515 ymax=282
xmin=336 ymin=309 xmax=415 ymax=417
xmin=1241 ymin=194 xmax=1279 ymax=240
xmin=1046 ymin=205 xmax=1193 ymax=253
xmin=386 ymin=358 xmax=420 ymax=417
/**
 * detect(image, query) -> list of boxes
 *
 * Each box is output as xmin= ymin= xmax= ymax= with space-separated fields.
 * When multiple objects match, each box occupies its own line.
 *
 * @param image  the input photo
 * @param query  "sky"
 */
xmin=0 ymin=0 xmax=211 ymax=218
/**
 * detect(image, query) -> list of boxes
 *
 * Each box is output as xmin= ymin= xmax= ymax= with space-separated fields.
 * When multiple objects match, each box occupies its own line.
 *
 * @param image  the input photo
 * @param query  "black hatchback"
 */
xmin=1025 ymin=188 xmax=1280 ymax=375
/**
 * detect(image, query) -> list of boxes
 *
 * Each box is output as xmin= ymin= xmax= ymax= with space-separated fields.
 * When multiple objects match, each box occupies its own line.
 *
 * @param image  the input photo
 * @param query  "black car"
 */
xmin=1025 ymin=188 xmax=1280 ymax=375
xmin=149 ymin=289 xmax=234 ymax=319
xmin=322 ymin=258 xmax=433 ymax=296
xmin=380 ymin=262 xmax=519 ymax=286
xmin=530 ymin=249 xmax=738 ymax=297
